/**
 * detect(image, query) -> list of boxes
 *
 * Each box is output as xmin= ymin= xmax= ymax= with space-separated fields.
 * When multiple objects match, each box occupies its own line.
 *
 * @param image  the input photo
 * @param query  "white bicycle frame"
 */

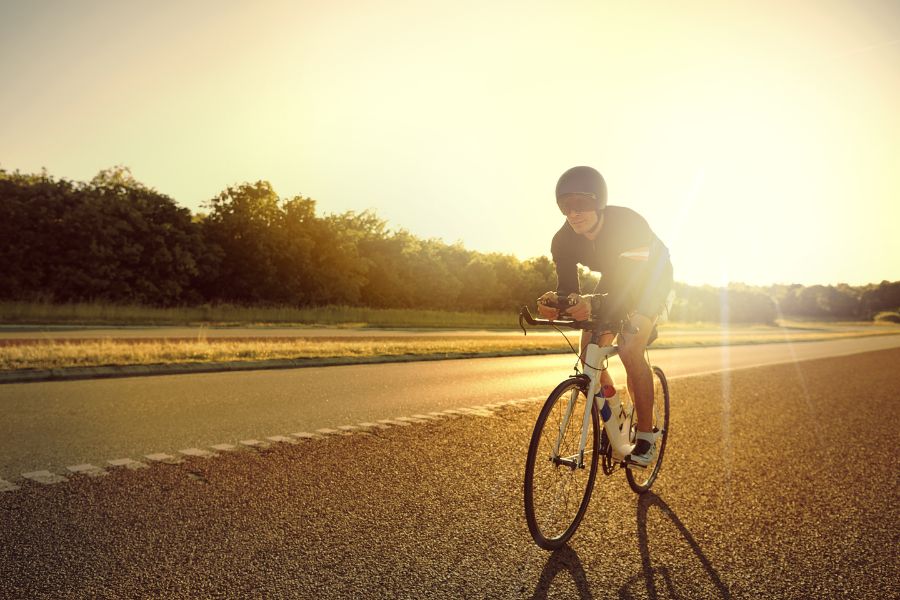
xmin=552 ymin=340 xmax=635 ymax=468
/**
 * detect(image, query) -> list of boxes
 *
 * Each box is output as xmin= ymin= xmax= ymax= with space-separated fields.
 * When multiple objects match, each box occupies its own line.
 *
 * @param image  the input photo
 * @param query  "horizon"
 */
xmin=2 ymin=1 xmax=899 ymax=288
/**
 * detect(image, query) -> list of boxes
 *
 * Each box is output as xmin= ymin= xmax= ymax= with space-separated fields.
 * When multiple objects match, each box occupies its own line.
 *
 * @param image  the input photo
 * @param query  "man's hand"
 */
xmin=536 ymin=291 xmax=560 ymax=319
xmin=566 ymin=293 xmax=591 ymax=321
xmin=537 ymin=292 xmax=591 ymax=321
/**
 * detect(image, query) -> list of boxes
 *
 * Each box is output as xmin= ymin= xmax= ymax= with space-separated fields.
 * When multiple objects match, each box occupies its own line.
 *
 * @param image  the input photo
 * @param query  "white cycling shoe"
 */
xmin=625 ymin=432 xmax=659 ymax=468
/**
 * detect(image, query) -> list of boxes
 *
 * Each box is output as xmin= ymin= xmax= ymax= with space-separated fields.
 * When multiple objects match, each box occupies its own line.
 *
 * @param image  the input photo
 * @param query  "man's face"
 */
xmin=559 ymin=193 xmax=600 ymax=234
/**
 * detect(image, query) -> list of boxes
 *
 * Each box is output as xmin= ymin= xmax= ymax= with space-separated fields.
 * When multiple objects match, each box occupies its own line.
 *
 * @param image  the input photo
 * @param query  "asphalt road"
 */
xmin=1 ymin=336 xmax=899 ymax=478
xmin=1 ymin=349 xmax=898 ymax=598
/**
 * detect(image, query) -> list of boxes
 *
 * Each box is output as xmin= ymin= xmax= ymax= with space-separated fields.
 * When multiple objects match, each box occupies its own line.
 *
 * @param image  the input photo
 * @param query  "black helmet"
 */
xmin=555 ymin=166 xmax=607 ymax=212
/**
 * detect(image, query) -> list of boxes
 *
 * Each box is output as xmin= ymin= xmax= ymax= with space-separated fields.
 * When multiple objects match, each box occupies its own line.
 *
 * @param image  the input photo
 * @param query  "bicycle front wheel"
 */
xmin=524 ymin=377 xmax=601 ymax=550
xmin=625 ymin=365 xmax=670 ymax=493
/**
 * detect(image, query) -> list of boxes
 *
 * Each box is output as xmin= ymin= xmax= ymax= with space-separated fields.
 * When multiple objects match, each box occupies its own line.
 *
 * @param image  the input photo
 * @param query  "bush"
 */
xmin=873 ymin=311 xmax=900 ymax=324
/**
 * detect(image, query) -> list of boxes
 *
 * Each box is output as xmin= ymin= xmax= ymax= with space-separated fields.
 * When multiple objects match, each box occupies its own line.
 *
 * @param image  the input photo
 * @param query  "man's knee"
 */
xmin=619 ymin=342 xmax=647 ymax=369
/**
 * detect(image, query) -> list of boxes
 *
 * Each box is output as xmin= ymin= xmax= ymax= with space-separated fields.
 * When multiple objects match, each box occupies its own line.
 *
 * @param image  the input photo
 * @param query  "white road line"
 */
xmin=393 ymin=416 xmax=427 ymax=424
xmin=0 ymin=478 xmax=21 ymax=492
xmin=457 ymin=408 xmax=494 ymax=417
xmin=290 ymin=432 xmax=319 ymax=440
xmin=108 ymin=458 xmax=148 ymax=470
xmin=267 ymin=435 xmax=298 ymax=444
xmin=315 ymin=428 xmax=343 ymax=436
xmin=66 ymin=464 xmax=108 ymax=477
xmin=336 ymin=425 xmax=360 ymax=432
xmin=210 ymin=444 xmax=238 ymax=452
xmin=357 ymin=422 xmax=389 ymax=429
xmin=376 ymin=419 xmax=411 ymax=427
xmin=22 ymin=470 xmax=68 ymax=485
xmin=239 ymin=439 xmax=270 ymax=449
xmin=144 ymin=453 xmax=183 ymax=464
xmin=180 ymin=448 xmax=217 ymax=459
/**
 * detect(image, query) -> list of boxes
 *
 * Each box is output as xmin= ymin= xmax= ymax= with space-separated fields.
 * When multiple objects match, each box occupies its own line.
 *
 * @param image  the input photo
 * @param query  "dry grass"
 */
xmin=0 ymin=336 xmax=579 ymax=371
xmin=657 ymin=321 xmax=900 ymax=345
xmin=2 ymin=321 xmax=897 ymax=371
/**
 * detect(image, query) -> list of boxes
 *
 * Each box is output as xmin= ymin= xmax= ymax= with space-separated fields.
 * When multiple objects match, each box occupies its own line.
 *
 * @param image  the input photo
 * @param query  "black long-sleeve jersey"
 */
xmin=550 ymin=206 xmax=671 ymax=305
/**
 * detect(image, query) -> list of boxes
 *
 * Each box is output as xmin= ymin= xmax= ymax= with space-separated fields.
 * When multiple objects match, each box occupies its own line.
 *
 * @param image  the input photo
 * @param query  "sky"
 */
xmin=1 ymin=0 xmax=898 ymax=287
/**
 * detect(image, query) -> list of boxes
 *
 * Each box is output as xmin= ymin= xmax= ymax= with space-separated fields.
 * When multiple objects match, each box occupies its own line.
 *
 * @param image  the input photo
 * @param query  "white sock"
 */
xmin=636 ymin=431 xmax=655 ymax=443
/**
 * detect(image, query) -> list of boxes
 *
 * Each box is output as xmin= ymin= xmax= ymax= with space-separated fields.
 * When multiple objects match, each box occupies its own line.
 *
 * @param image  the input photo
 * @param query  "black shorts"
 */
xmin=594 ymin=259 xmax=674 ymax=321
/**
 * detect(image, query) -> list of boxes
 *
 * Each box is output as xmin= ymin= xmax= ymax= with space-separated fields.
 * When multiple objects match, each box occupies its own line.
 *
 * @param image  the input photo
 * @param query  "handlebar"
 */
xmin=518 ymin=305 xmax=638 ymax=336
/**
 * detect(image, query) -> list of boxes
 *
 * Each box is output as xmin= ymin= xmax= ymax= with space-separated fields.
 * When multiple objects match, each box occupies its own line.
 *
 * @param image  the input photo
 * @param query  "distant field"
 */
xmin=0 ymin=301 xmax=517 ymax=329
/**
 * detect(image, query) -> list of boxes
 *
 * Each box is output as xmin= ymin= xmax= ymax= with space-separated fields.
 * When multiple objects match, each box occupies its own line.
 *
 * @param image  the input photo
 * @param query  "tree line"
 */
xmin=2 ymin=167 xmax=897 ymax=324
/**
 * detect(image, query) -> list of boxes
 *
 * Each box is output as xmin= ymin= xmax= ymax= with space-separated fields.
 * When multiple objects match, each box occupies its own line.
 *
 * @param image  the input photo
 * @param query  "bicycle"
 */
xmin=519 ymin=297 xmax=670 ymax=551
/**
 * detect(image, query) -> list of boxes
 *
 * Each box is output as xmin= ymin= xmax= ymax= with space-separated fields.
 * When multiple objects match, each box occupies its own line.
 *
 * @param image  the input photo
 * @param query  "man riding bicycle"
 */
xmin=537 ymin=166 xmax=674 ymax=467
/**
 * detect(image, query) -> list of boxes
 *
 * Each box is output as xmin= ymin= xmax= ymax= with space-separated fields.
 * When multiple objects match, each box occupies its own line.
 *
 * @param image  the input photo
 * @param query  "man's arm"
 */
xmin=551 ymin=229 xmax=581 ymax=297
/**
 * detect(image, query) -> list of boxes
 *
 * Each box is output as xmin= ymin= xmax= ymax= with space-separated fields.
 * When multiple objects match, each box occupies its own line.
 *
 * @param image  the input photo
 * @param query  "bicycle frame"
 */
xmin=518 ymin=305 xmax=639 ymax=469
xmin=553 ymin=340 xmax=635 ymax=469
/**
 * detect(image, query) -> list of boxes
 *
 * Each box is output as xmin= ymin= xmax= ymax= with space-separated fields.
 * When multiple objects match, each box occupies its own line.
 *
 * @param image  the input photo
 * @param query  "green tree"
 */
xmin=200 ymin=181 xmax=284 ymax=303
xmin=0 ymin=167 xmax=204 ymax=304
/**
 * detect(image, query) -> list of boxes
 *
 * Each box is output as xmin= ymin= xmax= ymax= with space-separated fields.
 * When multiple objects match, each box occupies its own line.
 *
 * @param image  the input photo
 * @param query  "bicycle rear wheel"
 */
xmin=625 ymin=366 xmax=670 ymax=493
xmin=524 ymin=377 xmax=601 ymax=550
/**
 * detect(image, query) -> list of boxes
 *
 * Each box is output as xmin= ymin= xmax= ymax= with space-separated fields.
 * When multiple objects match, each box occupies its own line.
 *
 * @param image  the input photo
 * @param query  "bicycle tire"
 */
xmin=625 ymin=366 xmax=670 ymax=493
xmin=524 ymin=376 xmax=601 ymax=550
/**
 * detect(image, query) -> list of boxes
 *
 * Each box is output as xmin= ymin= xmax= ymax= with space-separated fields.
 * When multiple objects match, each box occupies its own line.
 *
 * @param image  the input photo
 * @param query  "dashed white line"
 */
xmin=393 ymin=416 xmax=427 ymax=424
xmin=108 ymin=458 xmax=148 ymax=470
xmin=144 ymin=453 xmax=183 ymax=464
xmin=376 ymin=419 xmax=411 ymax=427
xmin=315 ymin=428 xmax=343 ymax=436
xmin=290 ymin=432 xmax=319 ymax=440
xmin=0 ymin=478 xmax=21 ymax=492
xmin=210 ymin=444 xmax=238 ymax=452
xmin=411 ymin=414 xmax=441 ymax=421
xmin=22 ymin=471 xmax=68 ymax=485
xmin=180 ymin=448 xmax=217 ymax=459
xmin=457 ymin=408 xmax=494 ymax=417
xmin=266 ymin=435 xmax=297 ymax=444
xmin=67 ymin=464 xmax=108 ymax=477
xmin=239 ymin=439 xmax=270 ymax=449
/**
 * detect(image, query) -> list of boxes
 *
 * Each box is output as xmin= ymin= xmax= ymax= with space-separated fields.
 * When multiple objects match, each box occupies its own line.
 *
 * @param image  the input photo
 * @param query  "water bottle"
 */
xmin=599 ymin=384 xmax=619 ymax=405
xmin=595 ymin=384 xmax=620 ymax=422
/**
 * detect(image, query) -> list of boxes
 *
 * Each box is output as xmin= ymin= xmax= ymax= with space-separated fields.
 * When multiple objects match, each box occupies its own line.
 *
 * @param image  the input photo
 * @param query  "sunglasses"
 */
xmin=557 ymin=194 xmax=597 ymax=215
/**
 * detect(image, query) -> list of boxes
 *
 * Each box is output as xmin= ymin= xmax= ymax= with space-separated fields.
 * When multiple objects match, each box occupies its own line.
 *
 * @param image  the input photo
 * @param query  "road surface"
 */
xmin=1 ymin=348 xmax=897 ymax=598
xmin=1 ymin=335 xmax=898 ymax=478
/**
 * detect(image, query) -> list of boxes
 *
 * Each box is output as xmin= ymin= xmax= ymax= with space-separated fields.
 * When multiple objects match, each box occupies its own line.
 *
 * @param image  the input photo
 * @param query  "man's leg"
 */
xmin=618 ymin=313 xmax=656 ymax=432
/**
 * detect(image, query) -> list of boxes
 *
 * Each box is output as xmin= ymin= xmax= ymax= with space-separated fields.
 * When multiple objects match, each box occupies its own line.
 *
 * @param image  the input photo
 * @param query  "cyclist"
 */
xmin=537 ymin=166 xmax=673 ymax=467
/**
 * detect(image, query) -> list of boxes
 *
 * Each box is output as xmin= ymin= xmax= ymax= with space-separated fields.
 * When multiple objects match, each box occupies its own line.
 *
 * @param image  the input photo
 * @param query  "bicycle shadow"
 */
xmin=529 ymin=545 xmax=593 ymax=600
xmin=618 ymin=491 xmax=731 ymax=600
